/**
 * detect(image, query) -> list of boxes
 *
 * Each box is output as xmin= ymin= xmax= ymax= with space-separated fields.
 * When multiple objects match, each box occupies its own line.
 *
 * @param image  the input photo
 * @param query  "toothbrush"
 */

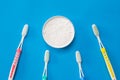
xmin=76 ymin=51 xmax=85 ymax=80
xmin=92 ymin=24 xmax=116 ymax=80
xmin=8 ymin=24 xmax=29 ymax=80
xmin=42 ymin=50 xmax=50 ymax=80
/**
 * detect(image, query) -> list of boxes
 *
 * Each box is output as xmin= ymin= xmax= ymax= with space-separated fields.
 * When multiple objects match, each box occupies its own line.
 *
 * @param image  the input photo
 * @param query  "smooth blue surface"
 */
xmin=0 ymin=0 xmax=120 ymax=80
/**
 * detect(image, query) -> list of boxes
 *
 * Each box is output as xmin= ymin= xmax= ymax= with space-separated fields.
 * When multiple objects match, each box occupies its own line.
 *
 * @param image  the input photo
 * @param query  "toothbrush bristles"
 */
xmin=22 ymin=24 xmax=29 ymax=37
xmin=44 ymin=50 xmax=50 ymax=63
xmin=76 ymin=51 xmax=82 ymax=63
xmin=92 ymin=24 xmax=99 ymax=37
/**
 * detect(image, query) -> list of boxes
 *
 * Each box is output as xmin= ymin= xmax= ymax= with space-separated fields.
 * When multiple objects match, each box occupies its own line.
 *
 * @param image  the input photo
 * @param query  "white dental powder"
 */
xmin=42 ymin=16 xmax=75 ymax=48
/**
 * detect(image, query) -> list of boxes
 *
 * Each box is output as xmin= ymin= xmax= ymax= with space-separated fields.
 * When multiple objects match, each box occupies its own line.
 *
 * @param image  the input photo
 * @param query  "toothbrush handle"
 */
xmin=8 ymin=48 xmax=21 ymax=80
xmin=42 ymin=75 xmax=47 ymax=80
xmin=101 ymin=48 xmax=116 ymax=80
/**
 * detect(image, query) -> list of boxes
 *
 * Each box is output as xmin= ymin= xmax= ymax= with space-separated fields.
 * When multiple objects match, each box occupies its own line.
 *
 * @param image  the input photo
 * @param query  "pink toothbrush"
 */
xmin=8 ymin=24 xmax=29 ymax=80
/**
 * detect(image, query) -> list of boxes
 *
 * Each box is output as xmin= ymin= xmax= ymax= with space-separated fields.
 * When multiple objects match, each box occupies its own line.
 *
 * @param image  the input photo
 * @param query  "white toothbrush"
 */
xmin=42 ymin=50 xmax=50 ymax=80
xmin=8 ymin=24 xmax=29 ymax=80
xmin=76 ymin=51 xmax=85 ymax=80
xmin=92 ymin=24 xmax=116 ymax=80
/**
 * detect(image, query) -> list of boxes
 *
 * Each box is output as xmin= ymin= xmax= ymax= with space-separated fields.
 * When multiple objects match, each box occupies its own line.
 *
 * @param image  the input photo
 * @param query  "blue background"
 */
xmin=0 ymin=0 xmax=120 ymax=80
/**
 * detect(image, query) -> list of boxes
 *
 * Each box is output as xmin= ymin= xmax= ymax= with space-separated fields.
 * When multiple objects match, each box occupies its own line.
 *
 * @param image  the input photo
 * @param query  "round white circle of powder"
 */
xmin=42 ymin=16 xmax=75 ymax=48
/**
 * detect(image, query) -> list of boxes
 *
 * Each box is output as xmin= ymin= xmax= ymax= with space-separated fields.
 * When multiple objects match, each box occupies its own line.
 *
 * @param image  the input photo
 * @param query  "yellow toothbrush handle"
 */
xmin=101 ymin=48 xmax=116 ymax=80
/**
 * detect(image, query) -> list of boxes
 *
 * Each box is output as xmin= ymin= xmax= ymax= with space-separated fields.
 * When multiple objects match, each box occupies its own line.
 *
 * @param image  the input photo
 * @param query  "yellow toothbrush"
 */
xmin=92 ymin=24 xmax=116 ymax=80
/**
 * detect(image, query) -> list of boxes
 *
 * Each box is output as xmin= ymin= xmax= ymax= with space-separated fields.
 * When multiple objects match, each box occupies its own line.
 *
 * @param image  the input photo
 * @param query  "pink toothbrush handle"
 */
xmin=8 ymin=48 xmax=21 ymax=80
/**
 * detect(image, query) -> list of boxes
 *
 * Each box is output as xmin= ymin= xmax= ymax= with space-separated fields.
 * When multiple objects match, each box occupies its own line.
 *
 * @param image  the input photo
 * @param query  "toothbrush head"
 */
xmin=22 ymin=24 xmax=29 ymax=37
xmin=44 ymin=50 xmax=50 ymax=63
xmin=92 ymin=24 xmax=99 ymax=37
xmin=76 ymin=51 xmax=82 ymax=63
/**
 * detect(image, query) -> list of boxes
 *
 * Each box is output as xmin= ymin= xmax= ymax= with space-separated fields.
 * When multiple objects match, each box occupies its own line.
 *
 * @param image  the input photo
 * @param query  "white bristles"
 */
xmin=44 ymin=50 xmax=50 ymax=63
xmin=22 ymin=24 xmax=29 ymax=37
xmin=92 ymin=24 xmax=99 ymax=37
xmin=76 ymin=51 xmax=82 ymax=63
